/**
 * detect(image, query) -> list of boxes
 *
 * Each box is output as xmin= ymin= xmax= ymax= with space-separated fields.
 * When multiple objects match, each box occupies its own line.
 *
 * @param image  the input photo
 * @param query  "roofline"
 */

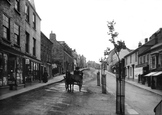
xmin=27 ymin=0 xmax=41 ymax=20
xmin=41 ymin=32 xmax=53 ymax=44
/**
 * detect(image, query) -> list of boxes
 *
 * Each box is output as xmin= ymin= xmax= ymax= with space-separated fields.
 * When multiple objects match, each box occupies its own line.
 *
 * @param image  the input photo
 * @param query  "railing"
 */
xmin=154 ymin=100 xmax=162 ymax=115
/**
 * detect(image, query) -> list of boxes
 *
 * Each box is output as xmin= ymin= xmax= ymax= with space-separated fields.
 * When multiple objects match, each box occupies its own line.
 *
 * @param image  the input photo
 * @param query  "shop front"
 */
xmin=151 ymin=71 xmax=162 ymax=89
xmin=23 ymin=56 xmax=41 ymax=84
xmin=0 ymin=49 xmax=24 ymax=89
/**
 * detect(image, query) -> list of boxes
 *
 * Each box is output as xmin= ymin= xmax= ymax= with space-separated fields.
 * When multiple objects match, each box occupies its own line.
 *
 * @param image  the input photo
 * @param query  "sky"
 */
xmin=34 ymin=0 xmax=162 ymax=63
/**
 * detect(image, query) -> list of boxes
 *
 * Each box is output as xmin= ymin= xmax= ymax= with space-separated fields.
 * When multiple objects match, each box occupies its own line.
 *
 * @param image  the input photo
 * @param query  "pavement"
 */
xmin=106 ymin=71 xmax=162 ymax=96
xmin=0 ymin=74 xmax=65 ymax=100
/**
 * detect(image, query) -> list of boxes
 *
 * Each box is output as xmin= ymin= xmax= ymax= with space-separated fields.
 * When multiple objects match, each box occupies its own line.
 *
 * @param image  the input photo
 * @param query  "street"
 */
xmin=1 ymin=69 xmax=161 ymax=115
xmin=0 ymin=69 xmax=116 ymax=115
xmin=106 ymin=72 xmax=162 ymax=115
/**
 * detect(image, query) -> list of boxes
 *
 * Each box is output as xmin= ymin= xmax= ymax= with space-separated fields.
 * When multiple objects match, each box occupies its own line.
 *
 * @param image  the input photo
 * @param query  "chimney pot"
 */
xmin=145 ymin=38 xmax=148 ymax=43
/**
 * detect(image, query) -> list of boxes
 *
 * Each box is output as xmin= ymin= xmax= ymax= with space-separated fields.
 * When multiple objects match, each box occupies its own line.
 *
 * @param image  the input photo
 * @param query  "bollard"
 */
xmin=102 ymin=74 xmax=106 ymax=94
xmin=97 ymin=72 xmax=100 ymax=86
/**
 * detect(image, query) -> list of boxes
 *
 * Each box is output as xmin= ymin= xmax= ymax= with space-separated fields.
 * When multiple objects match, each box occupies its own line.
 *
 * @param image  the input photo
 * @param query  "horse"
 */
xmin=64 ymin=71 xmax=74 ymax=92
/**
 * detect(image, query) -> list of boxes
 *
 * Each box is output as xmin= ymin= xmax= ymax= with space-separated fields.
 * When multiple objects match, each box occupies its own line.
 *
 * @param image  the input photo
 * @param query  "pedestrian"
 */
xmin=43 ymin=69 xmax=48 ymax=83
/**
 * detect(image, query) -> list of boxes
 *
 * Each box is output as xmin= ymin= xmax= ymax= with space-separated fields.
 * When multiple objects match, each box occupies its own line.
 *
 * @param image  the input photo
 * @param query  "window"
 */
xmin=147 ymin=54 xmax=149 ymax=63
xmin=159 ymin=53 xmax=162 ymax=67
xmin=143 ymin=55 xmax=145 ymax=63
xmin=25 ymin=4 xmax=29 ymax=22
xmin=14 ymin=23 xmax=20 ymax=45
xmin=33 ymin=38 xmax=36 ymax=56
xmin=6 ymin=0 xmax=11 ymax=2
xmin=25 ymin=32 xmax=30 ymax=53
xmin=15 ymin=0 xmax=20 ymax=11
xmin=2 ymin=14 xmax=10 ymax=41
xmin=5 ymin=0 xmax=11 ymax=5
xmin=130 ymin=55 xmax=132 ymax=63
xmin=135 ymin=52 xmax=137 ymax=62
xmin=139 ymin=56 xmax=142 ymax=64
xmin=33 ymin=13 xmax=36 ymax=29
xmin=151 ymin=55 xmax=156 ymax=69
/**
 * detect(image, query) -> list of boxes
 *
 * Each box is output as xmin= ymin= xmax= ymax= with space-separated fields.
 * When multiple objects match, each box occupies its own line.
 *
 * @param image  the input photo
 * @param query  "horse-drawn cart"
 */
xmin=64 ymin=71 xmax=83 ymax=92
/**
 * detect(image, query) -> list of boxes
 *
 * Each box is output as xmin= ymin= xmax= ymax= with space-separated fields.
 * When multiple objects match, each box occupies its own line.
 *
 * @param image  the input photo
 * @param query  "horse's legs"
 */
xmin=72 ymin=83 xmax=74 ymax=92
xmin=79 ymin=83 xmax=82 ymax=92
xmin=69 ymin=84 xmax=71 ymax=92
xmin=67 ymin=84 xmax=70 ymax=92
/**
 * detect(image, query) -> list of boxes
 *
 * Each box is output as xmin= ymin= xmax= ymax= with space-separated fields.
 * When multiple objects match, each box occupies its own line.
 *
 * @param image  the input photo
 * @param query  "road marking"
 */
xmin=127 ymin=109 xmax=139 ymax=114
xmin=56 ymin=101 xmax=70 ymax=106
xmin=125 ymin=103 xmax=139 ymax=115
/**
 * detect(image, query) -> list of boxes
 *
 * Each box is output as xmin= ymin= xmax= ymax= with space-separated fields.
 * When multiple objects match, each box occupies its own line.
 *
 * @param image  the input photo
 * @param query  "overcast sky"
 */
xmin=34 ymin=0 xmax=162 ymax=63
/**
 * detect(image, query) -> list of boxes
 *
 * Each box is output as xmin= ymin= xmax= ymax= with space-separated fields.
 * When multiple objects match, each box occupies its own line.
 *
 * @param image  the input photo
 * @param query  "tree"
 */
xmin=107 ymin=20 xmax=126 ymax=61
xmin=107 ymin=20 xmax=126 ymax=115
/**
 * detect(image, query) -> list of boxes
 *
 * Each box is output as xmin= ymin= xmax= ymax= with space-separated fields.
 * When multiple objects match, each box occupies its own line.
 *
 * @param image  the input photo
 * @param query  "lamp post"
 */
xmin=100 ymin=58 xmax=106 ymax=94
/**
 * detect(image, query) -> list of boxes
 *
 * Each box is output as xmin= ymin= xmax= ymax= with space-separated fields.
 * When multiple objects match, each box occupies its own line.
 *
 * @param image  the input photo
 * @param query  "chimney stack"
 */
xmin=138 ymin=42 xmax=142 ymax=47
xmin=145 ymin=38 xmax=148 ymax=43
xmin=50 ymin=32 xmax=56 ymax=43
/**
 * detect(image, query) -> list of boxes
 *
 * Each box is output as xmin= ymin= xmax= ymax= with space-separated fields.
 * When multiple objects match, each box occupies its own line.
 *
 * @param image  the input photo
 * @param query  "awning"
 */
xmin=152 ymin=71 xmax=162 ymax=76
xmin=145 ymin=72 xmax=157 ymax=76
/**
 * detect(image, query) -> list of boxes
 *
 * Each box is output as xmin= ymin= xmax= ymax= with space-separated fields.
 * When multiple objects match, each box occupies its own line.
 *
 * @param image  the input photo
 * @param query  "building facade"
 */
xmin=124 ymin=28 xmax=162 ymax=90
xmin=41 ymin=32 xmax=52 ymax=78
xmin=50 ymin=32 xmax=64 ymax=75
xmin=125 ymin=50 xmax=138 ymax=81
xmin=59 ymin=41 xmax=74 ymax=73
xmin=0 ymin=0 xmax=41 ymax=88
xmin=145 ymin=28 xmax=162 ymax=89
xmin=24 ymin=0 xmax=41 ymax=84
xmin=72 ymin=49 xmax=78 ymax=69
xmin=107 ymin=48 xmax=132 ymax=73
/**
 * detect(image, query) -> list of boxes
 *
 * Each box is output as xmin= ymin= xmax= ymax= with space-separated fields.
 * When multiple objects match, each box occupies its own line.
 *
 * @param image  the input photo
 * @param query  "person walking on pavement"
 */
xmin=42 ymin=69 xmax=48 ymax=83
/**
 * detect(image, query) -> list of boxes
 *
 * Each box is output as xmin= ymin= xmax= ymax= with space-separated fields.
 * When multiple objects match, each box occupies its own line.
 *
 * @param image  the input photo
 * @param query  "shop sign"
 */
xmin=134 ymin=67 xmax=143 ymax=79
xmin=26 ymin=59 xmax=30 ymax=64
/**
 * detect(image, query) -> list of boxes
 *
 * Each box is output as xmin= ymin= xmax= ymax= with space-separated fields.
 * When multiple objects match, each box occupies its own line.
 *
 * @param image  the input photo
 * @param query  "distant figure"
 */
xmin=43 ymin=69 xmax=48 ymax=83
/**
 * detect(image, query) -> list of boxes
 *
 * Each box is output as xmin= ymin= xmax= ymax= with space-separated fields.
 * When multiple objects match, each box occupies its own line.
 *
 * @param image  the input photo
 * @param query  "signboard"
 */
xmin=26 ymin=59 xmax=30 ymax=64
xmin=134 ymin=67 xmax=143 ymax=79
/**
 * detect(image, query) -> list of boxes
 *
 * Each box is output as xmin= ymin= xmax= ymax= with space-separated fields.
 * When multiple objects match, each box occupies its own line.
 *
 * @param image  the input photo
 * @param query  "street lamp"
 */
xmin=99 ymin=58 xmax=106 ymax=94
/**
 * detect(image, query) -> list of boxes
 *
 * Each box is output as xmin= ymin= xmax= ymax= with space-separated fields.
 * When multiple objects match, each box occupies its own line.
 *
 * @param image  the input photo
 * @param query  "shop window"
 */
xmin=159 ymin=53 xmax=162 ymax=67
xmin=16 ymin=57 xmax=23 ymax=84
xmin=3 ymin=54 xmax=8 ymax=86
xmin=3 ymin=14 xmax=10 ymax=41
xmin=0 ymin=53 xmax=3 ymax=86
xmin=151 ymin=55 xmax=156 ymax=69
